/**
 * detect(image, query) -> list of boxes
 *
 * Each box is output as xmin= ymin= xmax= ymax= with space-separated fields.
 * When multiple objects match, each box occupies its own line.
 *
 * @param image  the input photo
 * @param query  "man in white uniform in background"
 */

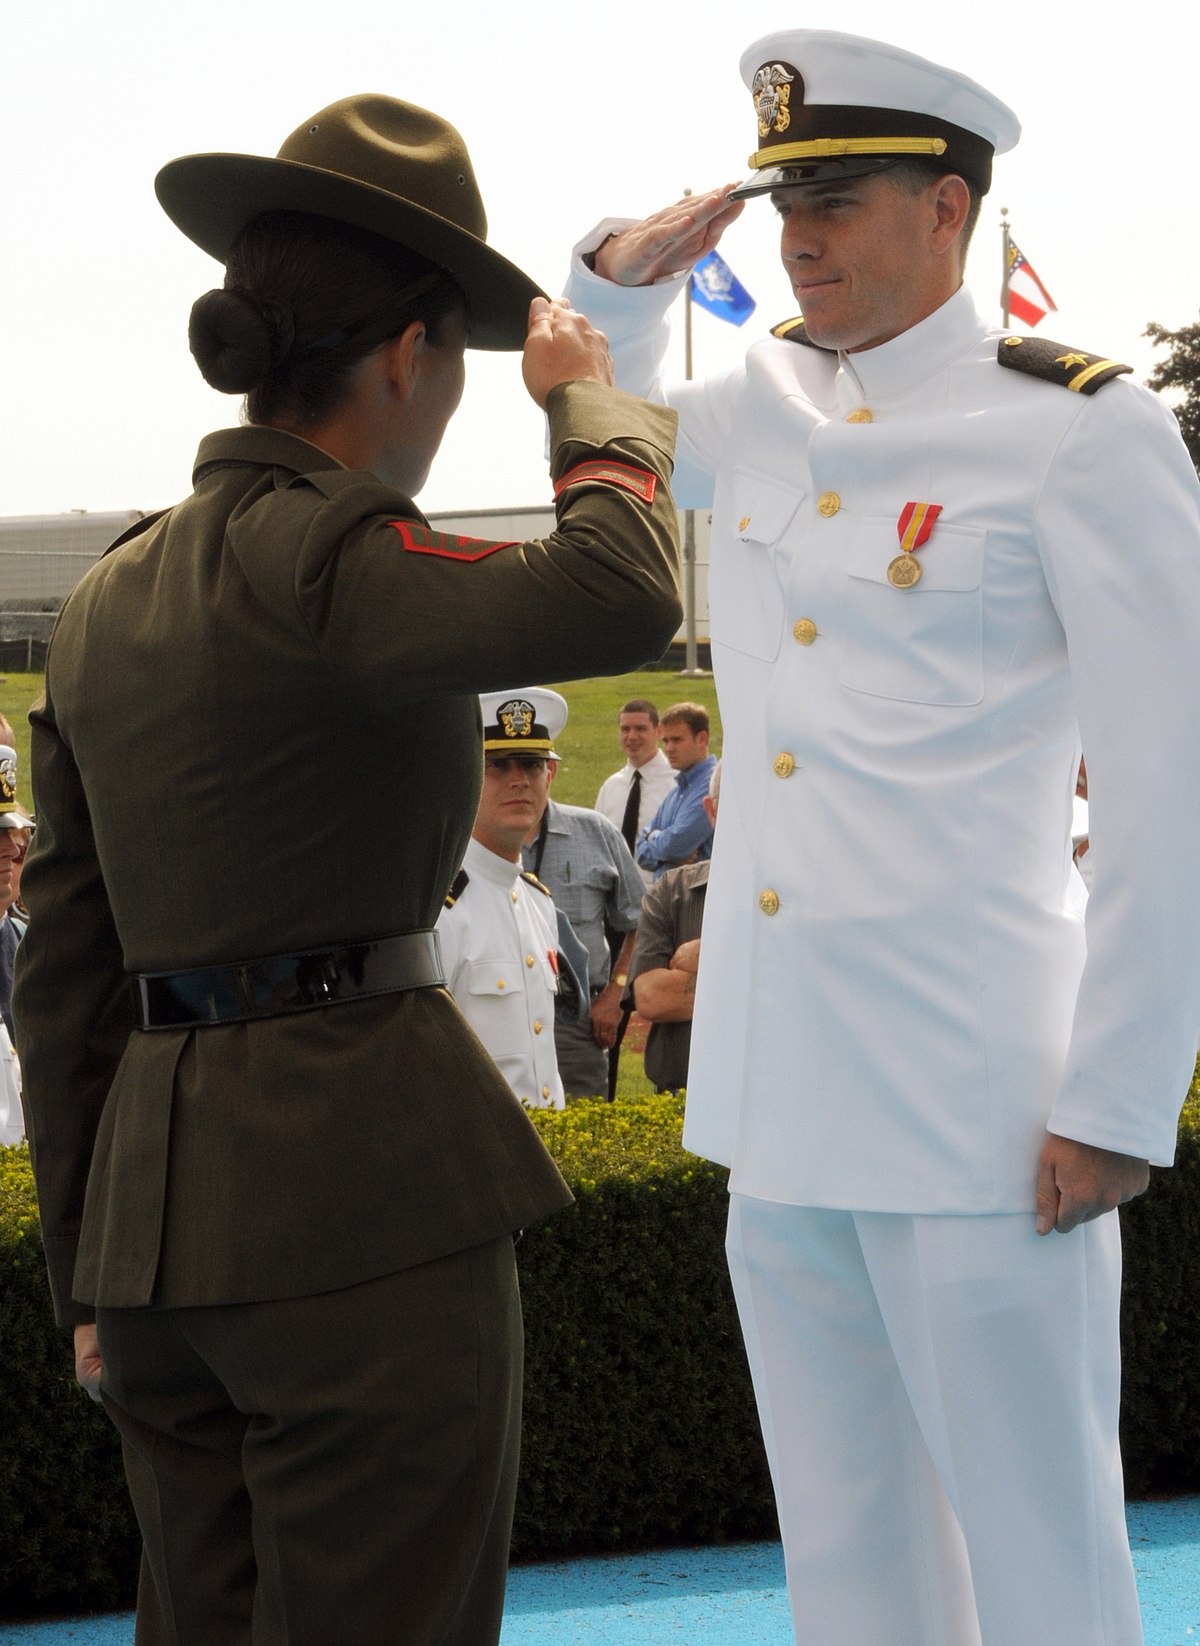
xmin=564 ymin=28 xmax=1200 ymax=1646
xmin=437 ymin=692 xmax=568 ymax=1112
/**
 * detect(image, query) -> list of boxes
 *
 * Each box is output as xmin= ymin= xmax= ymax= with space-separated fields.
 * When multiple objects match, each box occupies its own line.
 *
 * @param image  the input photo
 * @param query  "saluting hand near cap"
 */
xmin=593 ymin=186 xmax=744 ymax=289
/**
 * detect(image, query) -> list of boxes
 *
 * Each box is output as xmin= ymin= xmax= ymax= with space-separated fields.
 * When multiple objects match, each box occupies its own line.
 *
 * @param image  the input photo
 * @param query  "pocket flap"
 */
xmin=730 ymin=469 xmax=807 ymax=545
xmin=847 ymin=519 xmax=984 ymax=592
xmin=464 ymin=961 xmax=526 ymax=999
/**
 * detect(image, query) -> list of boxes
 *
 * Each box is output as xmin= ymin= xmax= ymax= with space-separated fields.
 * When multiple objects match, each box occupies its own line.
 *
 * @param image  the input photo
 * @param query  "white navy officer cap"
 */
xmin=479 ymin=689 xmax=568 ymax=760
xmin=732 ymin=29 xmax=1020 ymax=201
xmin=0 ymin=745 xmax=31 ymax=831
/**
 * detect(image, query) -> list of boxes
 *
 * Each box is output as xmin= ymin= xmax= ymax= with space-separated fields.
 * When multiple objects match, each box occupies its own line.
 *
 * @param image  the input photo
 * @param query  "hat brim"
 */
xmin=731 ymin=155 xmax=903 ymax=199
xmin=0 ymin=812 xmax=31 ymax=830
xmin=483 ymin=743 xmax=559 ymax=760
xmin=155 ymin=153 xmax=545 ymax=351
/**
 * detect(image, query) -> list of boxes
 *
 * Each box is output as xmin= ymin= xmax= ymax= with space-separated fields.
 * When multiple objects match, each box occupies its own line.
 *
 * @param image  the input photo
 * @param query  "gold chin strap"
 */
xmin=748 ymin=135 xmax=948 ymax=169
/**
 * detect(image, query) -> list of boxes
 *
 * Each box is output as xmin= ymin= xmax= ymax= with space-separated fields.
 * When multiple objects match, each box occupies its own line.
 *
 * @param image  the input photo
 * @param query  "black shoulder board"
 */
xmin=997 ymin=336 xmax=1132 ymax=395
xmin=770 ymin=317 xmax=834 ymax=351
xmin=444 ymin=868 xmax=470 ymax=909
xmin=520 ymin=870 xmax=552 ymax=898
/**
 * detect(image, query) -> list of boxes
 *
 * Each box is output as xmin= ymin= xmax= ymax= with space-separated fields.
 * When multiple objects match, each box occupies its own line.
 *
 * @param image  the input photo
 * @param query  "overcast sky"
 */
xmin=3 ymin=0 xmax=1197 ymax=519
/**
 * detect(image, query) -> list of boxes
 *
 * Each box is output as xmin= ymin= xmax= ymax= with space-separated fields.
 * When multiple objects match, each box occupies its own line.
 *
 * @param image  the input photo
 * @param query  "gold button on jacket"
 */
xmin=759 ymin=889 xmax=780 ymax=916
xmin=793 ymin=618 xmax=818 ymax=645
xmin=773 ymin=753 xmax=795 ymax=778
xmin=817 ymin=492 xmax=841 ymax=517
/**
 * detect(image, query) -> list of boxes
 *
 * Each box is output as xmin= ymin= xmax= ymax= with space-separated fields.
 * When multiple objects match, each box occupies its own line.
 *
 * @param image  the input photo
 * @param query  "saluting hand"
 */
xmin=593 ymin=186 xmax=745 ymax=288
xmin=522 ymin=298 xmax=614 ymax=409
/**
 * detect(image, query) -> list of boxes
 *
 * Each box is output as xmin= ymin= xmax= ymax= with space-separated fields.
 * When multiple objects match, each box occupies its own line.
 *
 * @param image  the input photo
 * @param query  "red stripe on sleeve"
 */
xmin=553 ymin=461 xmax=657 ymax=504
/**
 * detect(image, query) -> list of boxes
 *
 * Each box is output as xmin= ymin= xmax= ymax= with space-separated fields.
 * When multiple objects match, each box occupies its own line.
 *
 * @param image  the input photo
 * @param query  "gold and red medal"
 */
xmin=888 ymin=502 xmax=943 ymax=588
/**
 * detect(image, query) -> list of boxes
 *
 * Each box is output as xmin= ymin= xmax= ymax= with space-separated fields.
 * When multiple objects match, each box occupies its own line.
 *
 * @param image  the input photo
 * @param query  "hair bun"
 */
xmin=187 ymin=287 xmax=295 ymax=393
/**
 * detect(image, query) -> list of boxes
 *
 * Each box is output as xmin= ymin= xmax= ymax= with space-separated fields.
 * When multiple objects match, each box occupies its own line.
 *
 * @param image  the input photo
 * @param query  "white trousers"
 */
xmin=725 ymin=1195 xmax=1143 ymax=1646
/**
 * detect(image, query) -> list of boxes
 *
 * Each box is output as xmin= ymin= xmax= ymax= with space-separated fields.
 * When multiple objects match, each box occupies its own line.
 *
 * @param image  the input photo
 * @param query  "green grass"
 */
xmin=0 ymin=668 xmax=711 ymax=1088
xmin=0 ymin=669 xmax=723 ymax=817
xmin=541 ymin=668 xmax=723 ymax=807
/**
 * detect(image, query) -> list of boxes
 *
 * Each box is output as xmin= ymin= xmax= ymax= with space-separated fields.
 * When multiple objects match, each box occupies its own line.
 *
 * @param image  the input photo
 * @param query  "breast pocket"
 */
xmin=838 ymin=519 xmax=986 ymax=706
xmin=708 ymin=468 xmax=801 ymax=661
xmin=462 ymin=961 xmax=531 ymax=1059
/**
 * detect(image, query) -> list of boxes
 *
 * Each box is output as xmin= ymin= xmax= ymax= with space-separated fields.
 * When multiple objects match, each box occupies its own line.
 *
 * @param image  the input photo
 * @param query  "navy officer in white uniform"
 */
xmin=564 ymin=28 xmax=1200 ymax=1646
xmin=436 ymin=692 xmax=568 ymax=1112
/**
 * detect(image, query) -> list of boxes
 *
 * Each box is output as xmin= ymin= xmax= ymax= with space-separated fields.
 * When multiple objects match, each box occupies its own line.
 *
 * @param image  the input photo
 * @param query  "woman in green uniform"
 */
xmin=15 ymin=95 xmax=680 ymax=1645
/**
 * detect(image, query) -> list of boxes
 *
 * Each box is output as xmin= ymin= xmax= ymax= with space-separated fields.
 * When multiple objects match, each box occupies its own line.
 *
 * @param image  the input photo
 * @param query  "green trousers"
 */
xmin=97 ymin=1237 xmax=522 ymax=1646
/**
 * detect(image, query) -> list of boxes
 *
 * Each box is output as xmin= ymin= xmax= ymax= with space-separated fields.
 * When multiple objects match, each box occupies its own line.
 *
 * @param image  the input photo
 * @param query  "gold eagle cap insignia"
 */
xmin=499 ymin=700 xmax=535 ymax=739
xmin=752 ymin=62 xmax=794 ymax=138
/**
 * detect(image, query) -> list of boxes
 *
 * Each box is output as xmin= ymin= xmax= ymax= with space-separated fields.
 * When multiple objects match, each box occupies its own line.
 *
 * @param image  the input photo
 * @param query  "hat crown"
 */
xmin=733 ymin=28 xmax=1019 ymax=199
xmin=277 ymin=96 xmax=487 ymax=241
xmin=480 ymin=689 xmax=568 ymax=755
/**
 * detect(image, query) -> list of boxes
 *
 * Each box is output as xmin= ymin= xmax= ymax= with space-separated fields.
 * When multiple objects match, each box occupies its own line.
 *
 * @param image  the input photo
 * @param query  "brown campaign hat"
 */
xmin=155 ymin=95 xmax=544 ymax=350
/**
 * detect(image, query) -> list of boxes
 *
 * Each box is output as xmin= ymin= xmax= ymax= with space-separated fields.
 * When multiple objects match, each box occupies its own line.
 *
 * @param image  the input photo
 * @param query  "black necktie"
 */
xmin=620 ymin=768 xmax=642 ymax=853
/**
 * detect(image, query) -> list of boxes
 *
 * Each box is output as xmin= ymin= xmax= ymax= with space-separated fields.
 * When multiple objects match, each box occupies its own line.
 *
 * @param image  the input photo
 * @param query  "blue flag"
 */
xmin=689 ymin=250 xmax=756 ymax=326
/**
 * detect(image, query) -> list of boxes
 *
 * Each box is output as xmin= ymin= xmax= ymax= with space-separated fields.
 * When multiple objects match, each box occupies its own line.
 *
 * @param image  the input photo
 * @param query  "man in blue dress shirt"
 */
xmin=636 ymin=703 xmax=717 ymax=880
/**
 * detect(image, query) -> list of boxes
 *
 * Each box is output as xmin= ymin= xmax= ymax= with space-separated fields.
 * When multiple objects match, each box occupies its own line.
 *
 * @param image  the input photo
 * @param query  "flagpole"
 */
xmin=680 ymin=189 xmax=702 ymax=678
xmin=1000 ymin=206 xmax=1011 ymax=328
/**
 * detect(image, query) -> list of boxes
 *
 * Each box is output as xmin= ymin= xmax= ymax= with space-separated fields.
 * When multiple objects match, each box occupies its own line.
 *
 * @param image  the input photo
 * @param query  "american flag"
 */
xmin=1005 ymin=242 xmax=1057 ymax=328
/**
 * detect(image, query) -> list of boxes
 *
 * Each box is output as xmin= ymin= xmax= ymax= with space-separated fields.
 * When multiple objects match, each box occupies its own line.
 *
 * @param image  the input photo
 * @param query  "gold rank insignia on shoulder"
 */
xmin=390 ymin=522 xmax=517 ymax=560
xmin=444 ymin=868 xmax=470 ymax=909
xmin=520 ymin=870 xmax=552 ymax=898
xmin=770 ymin=316 xmax=835 ymax=351
xmin=997 ymin=336 xmax=1132 ymax=395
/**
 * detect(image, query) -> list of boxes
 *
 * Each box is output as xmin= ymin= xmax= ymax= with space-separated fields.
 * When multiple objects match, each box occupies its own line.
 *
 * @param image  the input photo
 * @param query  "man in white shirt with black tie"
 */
xmin=594 ymin=699 xmax=676 ymax=888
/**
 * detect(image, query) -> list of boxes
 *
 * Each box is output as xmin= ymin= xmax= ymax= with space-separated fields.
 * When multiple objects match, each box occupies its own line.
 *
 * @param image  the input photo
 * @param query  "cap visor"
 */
xmin=731 ymin=155 xmax=901 ymax=199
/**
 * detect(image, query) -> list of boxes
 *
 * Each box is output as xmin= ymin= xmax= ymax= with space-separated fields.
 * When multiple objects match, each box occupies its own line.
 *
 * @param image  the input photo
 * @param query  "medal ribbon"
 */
xmin=897 ymin=502 xmax=943 ymax=552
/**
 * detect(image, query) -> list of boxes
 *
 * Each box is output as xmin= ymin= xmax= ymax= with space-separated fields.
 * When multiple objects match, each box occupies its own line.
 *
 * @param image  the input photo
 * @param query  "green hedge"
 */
xmin=3 ymin=1084 xmax=1200 ymax=1612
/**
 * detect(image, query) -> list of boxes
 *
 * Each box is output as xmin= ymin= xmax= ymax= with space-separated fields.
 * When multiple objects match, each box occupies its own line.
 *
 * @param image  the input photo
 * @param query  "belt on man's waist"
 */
xmin=134 ymin=930 xmax=445 ymax=1031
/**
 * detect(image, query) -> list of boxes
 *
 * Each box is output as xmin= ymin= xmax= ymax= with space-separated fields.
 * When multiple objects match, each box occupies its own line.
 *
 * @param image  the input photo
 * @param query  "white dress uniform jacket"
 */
xmin=436 ymin=837 xmax=565 ymax=1111
xmin=568 ymin=242 xmax=1200 ymax=1213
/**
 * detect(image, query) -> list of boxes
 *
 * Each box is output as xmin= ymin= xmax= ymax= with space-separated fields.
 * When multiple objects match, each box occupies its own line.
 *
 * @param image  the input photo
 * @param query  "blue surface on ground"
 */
xmin=3 ymin=1498 xmax=1197 ymax=1645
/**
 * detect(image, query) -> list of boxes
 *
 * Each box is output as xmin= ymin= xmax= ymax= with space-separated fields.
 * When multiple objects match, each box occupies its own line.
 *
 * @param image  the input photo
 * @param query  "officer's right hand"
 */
xmin=522 ymin=298 xmax=614 ymax=408
xmin=593 ymin=186 xmax=745 ymax=287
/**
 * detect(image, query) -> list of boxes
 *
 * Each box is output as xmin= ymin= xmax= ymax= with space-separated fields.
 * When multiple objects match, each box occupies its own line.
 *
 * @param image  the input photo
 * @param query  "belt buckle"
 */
xmin=295 ymin=950 xmax=342 ymax=1008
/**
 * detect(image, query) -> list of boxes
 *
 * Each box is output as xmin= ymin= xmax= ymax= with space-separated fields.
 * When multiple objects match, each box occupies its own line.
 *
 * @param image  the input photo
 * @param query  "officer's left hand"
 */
xmin=1035 ymin=1134 xmax=1149 ymax=1235
xmin=74 ymin=1322 xmax=105 ymax=1404
xmin=589 ymin=985 xmax=624 ymax=1048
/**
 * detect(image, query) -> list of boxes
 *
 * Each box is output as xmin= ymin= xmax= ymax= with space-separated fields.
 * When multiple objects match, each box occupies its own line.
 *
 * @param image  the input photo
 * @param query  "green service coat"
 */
xmin=14 ymin=381 xmax=681 ymax=1328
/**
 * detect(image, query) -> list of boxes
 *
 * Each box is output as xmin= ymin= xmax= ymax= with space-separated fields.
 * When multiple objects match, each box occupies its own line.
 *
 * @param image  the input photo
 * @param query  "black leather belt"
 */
xmin=134 ymin=930 xmax=445 ymax=1031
